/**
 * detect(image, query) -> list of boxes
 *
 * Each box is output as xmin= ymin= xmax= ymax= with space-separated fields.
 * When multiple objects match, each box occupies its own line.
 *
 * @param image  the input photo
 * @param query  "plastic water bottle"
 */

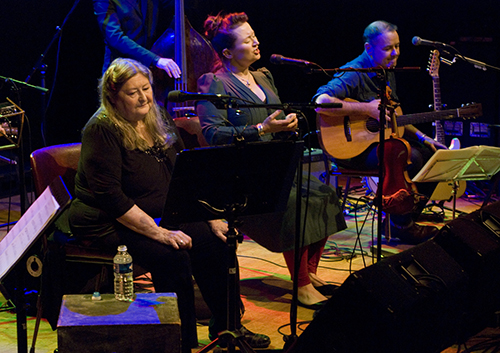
xmin=113 ymin=245 xmax=134 ymax=301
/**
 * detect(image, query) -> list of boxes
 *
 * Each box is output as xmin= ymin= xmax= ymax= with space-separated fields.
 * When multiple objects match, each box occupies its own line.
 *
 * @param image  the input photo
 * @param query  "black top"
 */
xmin=196 ymin=68 xmax=291 ymax=145
xmin=313 ymin=50 xmax=399 ymax=103
xmin=74 ymin=111 xmax=176 ymax=220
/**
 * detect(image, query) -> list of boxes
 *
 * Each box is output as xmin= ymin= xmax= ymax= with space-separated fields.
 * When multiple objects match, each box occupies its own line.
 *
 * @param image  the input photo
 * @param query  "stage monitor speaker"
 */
xmin=434 ymin=200 xmax=500 ymax=336
xmin=286 ymin=240 xmax=469 ymax=353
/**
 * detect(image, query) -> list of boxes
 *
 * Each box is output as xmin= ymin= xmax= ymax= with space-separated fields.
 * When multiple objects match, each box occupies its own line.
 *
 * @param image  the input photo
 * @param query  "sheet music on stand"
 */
xmin=0 ymin=176 xmax=71 ymax=281
xmin=412 ymin=145 xmax=500 ymax=183
xmin=412 ymin=145 xmax=500 ymax=218
xmin=0 ymin=176 xmax=71 ymax=353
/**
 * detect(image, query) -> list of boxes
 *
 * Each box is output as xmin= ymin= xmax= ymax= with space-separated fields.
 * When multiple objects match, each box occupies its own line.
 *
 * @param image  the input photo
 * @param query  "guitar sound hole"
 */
xmin=366 ymin=118 xmax=380 ymax=133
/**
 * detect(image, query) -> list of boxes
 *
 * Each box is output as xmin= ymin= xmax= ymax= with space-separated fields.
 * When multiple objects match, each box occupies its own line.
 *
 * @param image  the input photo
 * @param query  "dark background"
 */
xmin=1 ymin=0 xmax=499 ymax=153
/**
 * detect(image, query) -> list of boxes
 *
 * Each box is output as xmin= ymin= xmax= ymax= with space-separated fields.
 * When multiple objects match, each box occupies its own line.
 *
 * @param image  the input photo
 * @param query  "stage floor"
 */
xmin=1 ymin=178 xmax=498 ymax=352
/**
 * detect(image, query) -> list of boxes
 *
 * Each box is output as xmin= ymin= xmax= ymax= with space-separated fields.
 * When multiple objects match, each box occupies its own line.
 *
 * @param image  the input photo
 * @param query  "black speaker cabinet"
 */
xmin=287 ymin=240 xmax=469 ymax=353
xmin=434 ymin=201 xmax=500 ymax=335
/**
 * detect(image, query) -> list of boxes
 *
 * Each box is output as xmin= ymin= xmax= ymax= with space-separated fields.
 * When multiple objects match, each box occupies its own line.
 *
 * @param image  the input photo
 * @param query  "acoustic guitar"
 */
xmin=317 ymin=100 xmax=482 ymax=160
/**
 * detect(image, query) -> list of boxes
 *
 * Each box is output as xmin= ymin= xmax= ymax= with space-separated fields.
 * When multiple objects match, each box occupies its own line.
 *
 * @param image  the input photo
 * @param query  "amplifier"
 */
xmin=302 ymin=148 xmax=330 ymax=181
xmin=0 ymin=101 xmax=20 ymax=116
xmin=0 ymin=98 xmax=24 ymax=150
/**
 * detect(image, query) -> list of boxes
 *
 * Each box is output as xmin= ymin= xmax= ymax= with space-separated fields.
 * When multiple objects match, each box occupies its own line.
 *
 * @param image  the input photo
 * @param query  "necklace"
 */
xmin=232 ymin=72 xmax=252 ymax=87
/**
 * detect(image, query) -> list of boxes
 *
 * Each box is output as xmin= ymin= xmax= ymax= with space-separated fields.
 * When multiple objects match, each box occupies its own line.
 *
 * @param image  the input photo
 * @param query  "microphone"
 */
xmin=270 ymin=54 xmax=313 ymax=66
xmin=412 ymin=36 xmax=448 ymax=48
xmin=282 ymin=102 xmax=343 ymax=109
xmin=167 ymin=90 xmax=230 ymax=102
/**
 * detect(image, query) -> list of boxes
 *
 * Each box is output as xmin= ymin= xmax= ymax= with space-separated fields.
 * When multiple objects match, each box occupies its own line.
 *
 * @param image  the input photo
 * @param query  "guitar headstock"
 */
xmin=427 ymin=49 xmax=440 ymax=78
xmin=459 ymin=103 xmax=483 ymax=119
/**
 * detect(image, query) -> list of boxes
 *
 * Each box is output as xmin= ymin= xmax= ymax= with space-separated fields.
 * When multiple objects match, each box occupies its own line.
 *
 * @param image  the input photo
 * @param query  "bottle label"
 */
xmin=114 ymin=263 xmax=133 ymax=274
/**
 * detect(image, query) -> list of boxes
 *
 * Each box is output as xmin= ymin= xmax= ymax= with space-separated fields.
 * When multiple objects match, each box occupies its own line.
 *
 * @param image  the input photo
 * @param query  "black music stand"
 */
xmin=160 ymin=140 xmax=303 ymax=353
xmin=0 ymin=176 xmax=71 ymax=353
xmin=413 ymin=145 xmax=500 ymax=219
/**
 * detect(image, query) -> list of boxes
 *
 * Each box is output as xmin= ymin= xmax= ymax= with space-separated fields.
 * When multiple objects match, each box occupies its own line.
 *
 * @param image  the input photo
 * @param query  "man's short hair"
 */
xmin=363 ymin=20 xmax=398 ymax=44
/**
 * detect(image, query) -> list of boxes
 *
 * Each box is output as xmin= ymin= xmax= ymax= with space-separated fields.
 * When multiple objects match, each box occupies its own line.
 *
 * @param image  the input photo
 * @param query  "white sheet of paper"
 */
xmin=412 ymin=145 xmax=500 ymax=183
xmin=0 ymin=187 xmax=60 ymax=280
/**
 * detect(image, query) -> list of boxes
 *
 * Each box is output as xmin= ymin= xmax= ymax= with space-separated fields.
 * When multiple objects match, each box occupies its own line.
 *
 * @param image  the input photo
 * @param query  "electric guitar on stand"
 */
xmin=427 ymin=49 xmax=466 ymax=200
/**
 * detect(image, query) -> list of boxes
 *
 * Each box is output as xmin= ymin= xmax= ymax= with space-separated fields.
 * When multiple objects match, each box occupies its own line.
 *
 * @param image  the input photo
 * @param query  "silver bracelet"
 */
xmin=256 ymin=123 xmax=265 ymax=136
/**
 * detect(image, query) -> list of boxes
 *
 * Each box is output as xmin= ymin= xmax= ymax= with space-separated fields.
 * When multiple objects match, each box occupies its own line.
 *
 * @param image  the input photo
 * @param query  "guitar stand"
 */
xmin=421 ymin=202 xmax=447 ymax=222
xmin=423 ymin=198 xmax=467 ymax=222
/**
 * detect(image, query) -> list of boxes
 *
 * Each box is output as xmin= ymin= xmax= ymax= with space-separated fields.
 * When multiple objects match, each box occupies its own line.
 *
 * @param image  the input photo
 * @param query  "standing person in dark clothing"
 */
xmin=93 ymin=0 xmax=181 ymax=77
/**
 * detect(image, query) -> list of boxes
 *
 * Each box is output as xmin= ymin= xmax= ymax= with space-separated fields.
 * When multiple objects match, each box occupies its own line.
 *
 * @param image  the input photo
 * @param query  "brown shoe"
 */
xmin=392 ymin=223 xmax=439 ymax=244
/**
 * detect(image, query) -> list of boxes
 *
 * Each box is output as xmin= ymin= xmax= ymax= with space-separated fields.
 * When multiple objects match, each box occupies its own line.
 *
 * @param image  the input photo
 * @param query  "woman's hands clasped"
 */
xmin=261 ymin=110 xmax=298 ymax=134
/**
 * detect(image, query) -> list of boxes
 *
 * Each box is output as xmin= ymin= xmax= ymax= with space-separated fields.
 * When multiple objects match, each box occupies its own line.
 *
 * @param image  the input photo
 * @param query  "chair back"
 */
xmin=174 ymin=117 xmax=208 ymax=148
xmin=30 ymin=143 xmax=81 ymax=197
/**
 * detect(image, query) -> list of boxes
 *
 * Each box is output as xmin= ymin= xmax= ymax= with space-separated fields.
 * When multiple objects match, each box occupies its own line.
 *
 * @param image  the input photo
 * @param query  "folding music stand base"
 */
xmin=412 ymin=146 xmax=500 ymax=219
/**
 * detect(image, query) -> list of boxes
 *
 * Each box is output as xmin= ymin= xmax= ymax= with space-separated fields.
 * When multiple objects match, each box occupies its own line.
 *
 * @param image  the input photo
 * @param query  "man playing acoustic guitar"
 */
xmin=314 ymin=20 xmax=446 ymax=244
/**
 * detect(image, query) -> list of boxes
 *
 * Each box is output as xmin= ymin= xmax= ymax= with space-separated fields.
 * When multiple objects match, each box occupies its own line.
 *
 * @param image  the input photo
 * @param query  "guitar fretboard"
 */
xmin=433 ymin=75 xmax=446 ymax=144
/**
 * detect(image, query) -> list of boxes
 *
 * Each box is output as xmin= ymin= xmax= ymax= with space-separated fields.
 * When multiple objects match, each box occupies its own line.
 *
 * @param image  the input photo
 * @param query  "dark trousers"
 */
xmin=80 ymin=220 xmax=240 ymax=350
xmin=181 ymin=221 xmax=242 ymax=336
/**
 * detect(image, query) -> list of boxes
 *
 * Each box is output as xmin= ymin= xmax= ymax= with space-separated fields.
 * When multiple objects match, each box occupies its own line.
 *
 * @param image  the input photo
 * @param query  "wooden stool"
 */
xmin=57 ymin=293 xmax=181 ymax=353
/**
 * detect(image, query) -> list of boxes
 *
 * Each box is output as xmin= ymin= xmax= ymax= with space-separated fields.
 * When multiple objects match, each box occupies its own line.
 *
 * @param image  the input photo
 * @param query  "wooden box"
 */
xmin=57 ymin=292 xmax=180 ymax=353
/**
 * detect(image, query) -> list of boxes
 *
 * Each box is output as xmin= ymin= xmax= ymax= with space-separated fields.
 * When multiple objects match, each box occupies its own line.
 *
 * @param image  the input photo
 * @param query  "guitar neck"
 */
xmin=432 ymin=76 xmax=442 ymax=111
xmin=396 ymin=107 xmax=465 ymax=127
xmin=432 ymin=76 xmax=446 ymax=144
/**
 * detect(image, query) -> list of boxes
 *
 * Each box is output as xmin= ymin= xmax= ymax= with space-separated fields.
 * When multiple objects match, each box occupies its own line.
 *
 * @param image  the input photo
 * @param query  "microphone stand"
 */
xmin=210 ymin=100 xmax=342 ymax=110
xmin=441 ymin=54 xmax=500 ymax=72
xmin=423 ymin=44 xmax=500 ymax=72
xmin=24 ymin=0 xmax=81 ymax=146
xmin=307 ymin=67 xmax=421 ymax=75
xmin=376 ymin=71 xmax=388 ymax=263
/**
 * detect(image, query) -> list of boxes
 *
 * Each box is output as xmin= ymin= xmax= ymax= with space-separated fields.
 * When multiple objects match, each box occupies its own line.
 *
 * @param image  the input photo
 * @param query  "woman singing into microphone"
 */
xmin=196 ymin=12 xmax=346 ymax=311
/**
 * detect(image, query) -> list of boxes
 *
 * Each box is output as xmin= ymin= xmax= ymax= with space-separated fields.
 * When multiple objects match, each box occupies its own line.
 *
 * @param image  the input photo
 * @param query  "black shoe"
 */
xmin=297 ymin=299 xmax=328 ymax=310
xmin=389 ymin=222 xmax=439 ymax=245
xmin=240 ymin=326 xmax=271 ymax=348
xmin=209 ymin=326 xmax=271 ymax=349
xmin=314 ymin=284 xmax=338 ymax=296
